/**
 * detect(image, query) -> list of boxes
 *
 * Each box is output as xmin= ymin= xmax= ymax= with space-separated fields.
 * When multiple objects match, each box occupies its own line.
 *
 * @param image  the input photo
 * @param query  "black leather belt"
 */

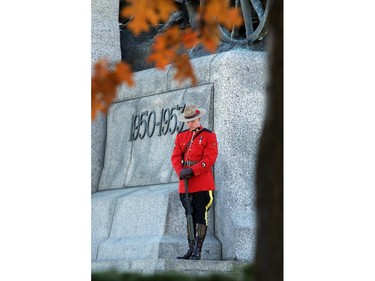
xmin=183 ymin=160 xmax=199 ymax=167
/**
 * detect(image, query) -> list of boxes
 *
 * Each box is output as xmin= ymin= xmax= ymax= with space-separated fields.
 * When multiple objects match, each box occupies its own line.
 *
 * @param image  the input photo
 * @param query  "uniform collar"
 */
xmin=190 ymin=125 xmax=203 ymax=132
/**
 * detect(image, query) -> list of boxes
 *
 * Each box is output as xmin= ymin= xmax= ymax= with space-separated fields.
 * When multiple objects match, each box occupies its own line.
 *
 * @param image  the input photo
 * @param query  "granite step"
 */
xmin=92 ymin=258 xmax=247 ymax=276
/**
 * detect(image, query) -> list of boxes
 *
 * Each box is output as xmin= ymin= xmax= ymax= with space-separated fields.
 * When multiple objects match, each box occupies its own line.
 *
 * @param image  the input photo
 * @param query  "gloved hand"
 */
xmin=179 ymin=168 xmax=194 ymax=180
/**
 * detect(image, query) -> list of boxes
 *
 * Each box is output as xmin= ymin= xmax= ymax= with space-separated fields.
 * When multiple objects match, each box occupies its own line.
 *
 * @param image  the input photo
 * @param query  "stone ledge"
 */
xmin=95 ymin=234 xmax=221 ymax=261
xmin=92 ymin=186 xmax=220 ymax=262
xmin=92 ymin=258 xmax=248 ymax=275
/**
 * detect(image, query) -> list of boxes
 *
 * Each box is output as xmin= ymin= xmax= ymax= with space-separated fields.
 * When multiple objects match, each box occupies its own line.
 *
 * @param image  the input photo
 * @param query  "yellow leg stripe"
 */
xmin=204 ymin=190 xmax=214 ymax=225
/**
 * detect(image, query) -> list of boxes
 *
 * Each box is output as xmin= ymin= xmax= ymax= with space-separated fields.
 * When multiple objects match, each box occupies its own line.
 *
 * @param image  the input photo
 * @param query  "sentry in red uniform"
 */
xmin=171 ymin=127 xmax=218 ymax=193
xmin=171 ymin=104 xmax=218 ymax=260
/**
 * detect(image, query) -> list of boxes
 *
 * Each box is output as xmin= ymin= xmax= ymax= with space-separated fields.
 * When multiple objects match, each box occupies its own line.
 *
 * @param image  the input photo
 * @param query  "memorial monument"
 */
xmin=92 ymin=0 xmax=268 ymax=274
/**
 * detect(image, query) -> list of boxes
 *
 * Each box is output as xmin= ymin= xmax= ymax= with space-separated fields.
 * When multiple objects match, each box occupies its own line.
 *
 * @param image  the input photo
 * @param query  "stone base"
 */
xmin=92 ymin=184 xmax=221 ymax=267
xmin=92 ymin=50 xmax=267 ymax=262
xmin=92 ymin=259 xmax=247 ymax=276
xmin=93 ymin=235 xmax=222 ymax=261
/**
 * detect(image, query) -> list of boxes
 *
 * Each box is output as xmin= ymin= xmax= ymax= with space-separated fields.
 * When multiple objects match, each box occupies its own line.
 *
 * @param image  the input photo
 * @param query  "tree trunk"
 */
xmin=254 ymin=0 xmax=283 ymax=280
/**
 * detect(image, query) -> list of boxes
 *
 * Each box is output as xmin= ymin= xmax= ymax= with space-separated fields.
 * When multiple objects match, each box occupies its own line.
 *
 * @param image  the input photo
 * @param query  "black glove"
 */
xmin=179 ymin=168 xmax=194 ymax=180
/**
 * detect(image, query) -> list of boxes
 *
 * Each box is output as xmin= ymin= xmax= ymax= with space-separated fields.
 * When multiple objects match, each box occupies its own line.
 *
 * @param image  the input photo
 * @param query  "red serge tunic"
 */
xmin=171 ymin=127 xmax=218 ymax=193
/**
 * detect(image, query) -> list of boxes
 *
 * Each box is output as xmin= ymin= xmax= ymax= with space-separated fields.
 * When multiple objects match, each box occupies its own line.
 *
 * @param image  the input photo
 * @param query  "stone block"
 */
xmin=117 ymin=66 xmax=171 ymax=102
xmin=98 ymin=85 xmax=214 ymax=190
xmin=91 ymin=0 xmax=121 ymax=64
xmin=97 ymin=99 xmax=138 ymax=190
xmin=208 ymin=50 xmax=267 ymax=262
xmin=91 ymin=112 xmax=106 ymax=193
xmin=109 ymin=185 xmax=172 ymax=237
xmin=97 ymin=236 xmax=161 ymax=261
xmin=91 ymin=0 xmax=121 ymax=192
xmin=166 ymin=54 xmax=217 ymax=91
xmin=92 ymin=185 xmax=221 ymax=262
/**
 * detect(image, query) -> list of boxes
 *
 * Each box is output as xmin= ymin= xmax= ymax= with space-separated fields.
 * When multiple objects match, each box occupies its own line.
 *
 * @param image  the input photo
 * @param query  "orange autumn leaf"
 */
xmin=199 ymin=22 xmax=220 ymax=52
xmin=92 ymin=72 xmax=117 ymax=120
xmin=92 ymin=77 xmax=105 ymax=120
xmin=94 ymin=59 xmax=110 ymax=80
xmin=182 ymin=30 xmax=199 ymax=49
xmin=148 ymin=52 xmax=175 ymax=69
xmin=163 ymin=25 xmax=183 ymax=46
xmin=147 ymin=46 xmax=175 ymax=70
xmin=151 ymin=27 xmax=177 ymax=51
xmin=100 ymin=73 xmax=118 ymax=104
xmin=219 ymin=7 xmax=243 ymax=29
xmin=202 ymin=0 xmax=223 ymax=18
xmin=147 ymin=26 xmax=182 ymax=69
xmin=174 ymin=54 xmax=197 ymax=85
xmin=197 ymin=0 xmax=242 ymax=52
xmin=122 ymin=0 xmax=177 ymax=35
xmin=200 ymin=0 xmax=243 ymax=29
xmin=92 ymin=60 xmax=135 ymax=120
xmin=115 ymin=62 xmax=135 ymax=87
xmin=122 ymin=0 xmax=158 ymax=35
xmin=200 ymin=36 xmax=219 ymax=53
xmin=156 ymin=0 xmax=177 ymax=22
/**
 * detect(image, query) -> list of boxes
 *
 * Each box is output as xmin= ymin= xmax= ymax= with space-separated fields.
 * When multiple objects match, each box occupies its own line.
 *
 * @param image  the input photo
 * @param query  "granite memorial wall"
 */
xmin=98 ymin=85 xmax=214 ymax=190
xmin=91 ymin=0 xmax=268 ymax=272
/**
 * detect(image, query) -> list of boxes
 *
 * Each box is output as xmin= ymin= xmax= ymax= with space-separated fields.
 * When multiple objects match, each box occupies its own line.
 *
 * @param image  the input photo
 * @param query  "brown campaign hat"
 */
xmin=177 ymin=104 xmax=206 ymax=122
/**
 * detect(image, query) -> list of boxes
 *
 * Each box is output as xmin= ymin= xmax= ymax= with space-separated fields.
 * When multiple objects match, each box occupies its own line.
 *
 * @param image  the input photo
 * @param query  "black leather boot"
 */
xmin=177 ymin=224 xmax=196 ymax=259
xmin=177 ymin=238 xmax=195 ymax=259
xmin=190 ymin=223 xmax=207 ymax=260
